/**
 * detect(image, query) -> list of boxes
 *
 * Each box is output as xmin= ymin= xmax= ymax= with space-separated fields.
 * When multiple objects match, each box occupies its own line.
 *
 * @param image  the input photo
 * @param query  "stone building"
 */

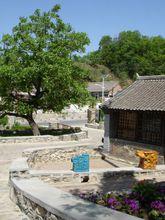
xmin=102 ymin=75 xmax=165 ymax=151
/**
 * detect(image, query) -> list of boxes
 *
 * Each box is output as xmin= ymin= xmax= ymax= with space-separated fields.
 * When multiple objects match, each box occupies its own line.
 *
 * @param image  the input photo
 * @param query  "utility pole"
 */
xmin=102 ymin=76 xmax=105 ymax=103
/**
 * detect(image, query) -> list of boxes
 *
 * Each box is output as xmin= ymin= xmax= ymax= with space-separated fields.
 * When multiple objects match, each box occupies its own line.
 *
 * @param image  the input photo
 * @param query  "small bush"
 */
xmin=0 ymin=116 xmax=8 ymax=127
xmin=11 ymin=122 xmax=30 ymax=131
xmin=0 ymin=124 xmax=81 ymax=137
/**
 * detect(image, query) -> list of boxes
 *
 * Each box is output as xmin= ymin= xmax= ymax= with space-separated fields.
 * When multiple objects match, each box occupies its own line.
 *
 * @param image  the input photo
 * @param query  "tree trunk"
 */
xmin=26 ymin=115 xmax=40 ymax=136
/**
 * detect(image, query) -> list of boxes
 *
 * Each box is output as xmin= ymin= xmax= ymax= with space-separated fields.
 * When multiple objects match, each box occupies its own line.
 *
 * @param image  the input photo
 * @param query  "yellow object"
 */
xmin=136 ymin=150 xmax=158 ymax=169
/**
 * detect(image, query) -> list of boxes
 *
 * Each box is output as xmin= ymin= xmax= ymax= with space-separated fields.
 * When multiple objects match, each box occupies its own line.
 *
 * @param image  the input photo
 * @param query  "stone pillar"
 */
xmin=87 ymin=108 xmax=96 ymax=123
xmin=8 ymin=116 xmax=15 ymax=128
xmin=103 ymin=114 xmax=110 ymax=152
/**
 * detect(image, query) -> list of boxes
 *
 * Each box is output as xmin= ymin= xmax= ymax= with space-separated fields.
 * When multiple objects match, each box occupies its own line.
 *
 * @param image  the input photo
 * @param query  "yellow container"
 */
xmin=136 ymin=150 xmax=158 ymax=169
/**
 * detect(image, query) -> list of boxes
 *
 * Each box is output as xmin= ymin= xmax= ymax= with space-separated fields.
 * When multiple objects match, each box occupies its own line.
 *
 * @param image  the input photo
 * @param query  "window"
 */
xmin=117 ymin=110 xmax=137 ymax=140
xmin=141 ymin=112 xmax=161 ymax=145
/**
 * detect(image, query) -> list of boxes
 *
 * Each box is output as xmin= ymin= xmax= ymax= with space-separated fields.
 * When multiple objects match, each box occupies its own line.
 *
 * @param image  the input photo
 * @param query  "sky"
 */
xmin=0 ymin=0 xmax=165 ymax=53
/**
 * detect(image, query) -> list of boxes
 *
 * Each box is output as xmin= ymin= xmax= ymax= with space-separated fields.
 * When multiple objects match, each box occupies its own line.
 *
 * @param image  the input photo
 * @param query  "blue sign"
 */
xmin=71 ymin=153 xmax=89 ymax=172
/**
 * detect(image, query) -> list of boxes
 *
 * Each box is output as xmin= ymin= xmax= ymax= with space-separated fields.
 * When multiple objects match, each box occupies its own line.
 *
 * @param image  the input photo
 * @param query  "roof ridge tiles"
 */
xmin=103 ymin=74 xmax=165 ymax=111
xmin=138 ymin=75 xmax=165 ymax=80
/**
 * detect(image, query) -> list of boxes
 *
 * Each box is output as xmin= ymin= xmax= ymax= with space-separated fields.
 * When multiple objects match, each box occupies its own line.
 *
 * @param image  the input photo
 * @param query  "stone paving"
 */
xmin=0 ymin=162 xmax=22 ymax=219
xmin=0 ymin=127 xmax=103 ymax=219
xmin=0 ymin=124 xmax=164 ymax=219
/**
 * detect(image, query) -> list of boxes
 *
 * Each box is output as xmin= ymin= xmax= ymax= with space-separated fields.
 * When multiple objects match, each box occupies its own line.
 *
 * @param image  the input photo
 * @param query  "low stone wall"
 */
xmin=21 ymin=144 xmax=165 ymax=191
xmin=30 ymin=166 xmax=165 ymax=193
xmin=11 ymin=188 xmax=61 ymax=220
xmin=0 ymin=130 xmax=88 ymax=144
xmin=12 ymin=110 xmax=87 ymax=125
xmin=24 ymin=145 xmax=101 ymax=168
xmin=10 ymin=178 xmax=142 ymax=220
xmin=9 ymin=155 xmax=165 ymax=194
xmin=9 ymin=149 xmax=163 ymax=220
xmin=50 ymin=122 xmax=79 ymax=130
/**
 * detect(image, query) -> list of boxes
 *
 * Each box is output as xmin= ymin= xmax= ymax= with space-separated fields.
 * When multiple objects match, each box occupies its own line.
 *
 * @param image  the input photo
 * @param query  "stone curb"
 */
xmin=0 ymin=131 xmax=88 ymax=144
xmin=10 ymin=178 xmax=143 ymax=220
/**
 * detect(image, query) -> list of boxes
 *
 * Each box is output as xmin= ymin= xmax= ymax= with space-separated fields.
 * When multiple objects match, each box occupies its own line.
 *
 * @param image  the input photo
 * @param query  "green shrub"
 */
xmin=78 ymin=180 xmax=165 ymax=220
xmin=11 ymin=122 xmax=30 ymax=131
xmin=0 ymin=116 xmax=8 ymax=127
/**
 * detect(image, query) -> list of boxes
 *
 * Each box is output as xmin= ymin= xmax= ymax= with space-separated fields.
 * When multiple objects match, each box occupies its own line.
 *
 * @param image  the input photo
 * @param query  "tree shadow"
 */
xmin=61 ymin=201 xmax=115 ymax=219
xmin=57 ymin=146 xmax=164 ymax=220
xmin=98 ymin=150 xmax=119 ymax=167
xmin=60 ymin=180 xmax=164 ymax=220
xmin=60 ymin=196 xmax=133 ymax=220
xmin=98 ymin=170 xmax=139 ymax=194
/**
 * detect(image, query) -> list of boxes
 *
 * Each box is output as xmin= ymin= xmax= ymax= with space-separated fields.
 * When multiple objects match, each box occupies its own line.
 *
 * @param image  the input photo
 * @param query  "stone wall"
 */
xmin=35 ymin=166 xmax=165 ymax=193
xmin=0 ymin=130 xmax=88 ymax=144
xmin=24 ymin=146 xmax=101 ymax=168
xmin=9 ymin=148 xmax=163 ymax=220
xmin=12 ymin=110 xmax=87 ymax=125
xmin=87 ymin=108 xmax=96 ymax=123
xmin=10 ymin=156 xmax=165 ymax=194
xmin=10 ymin=186 xmax=63 ymax=220
xmin=10 ymin=178 xmax=142 ymax=220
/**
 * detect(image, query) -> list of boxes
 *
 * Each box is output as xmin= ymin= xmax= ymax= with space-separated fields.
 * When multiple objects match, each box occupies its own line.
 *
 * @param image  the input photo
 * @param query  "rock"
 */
xmin=35 ymin=206 xmax=47 ymax=216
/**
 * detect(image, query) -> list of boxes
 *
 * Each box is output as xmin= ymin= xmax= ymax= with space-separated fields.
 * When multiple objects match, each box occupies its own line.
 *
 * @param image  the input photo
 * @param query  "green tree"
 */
xmin=99 ymin=35 xmax=112 ymax=50
xmin=0 ymin=5 xmax=90 ymax=135
xmin=96 ymin=31 xmax=165 ymax=80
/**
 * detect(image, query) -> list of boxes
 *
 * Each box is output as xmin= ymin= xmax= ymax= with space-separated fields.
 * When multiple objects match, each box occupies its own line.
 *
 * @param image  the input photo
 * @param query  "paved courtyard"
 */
xmin=1 ymin=125 xmax=164 ymax=219
xmin=0 ymin=127 xmax=103 ymax=219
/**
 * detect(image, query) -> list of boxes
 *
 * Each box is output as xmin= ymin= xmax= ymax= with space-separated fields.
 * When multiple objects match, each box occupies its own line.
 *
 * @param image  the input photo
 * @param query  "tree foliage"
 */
xmin=74 ymin=62 xmax=112 ymax=82
xmin=84 ymin=31 xmax=165 ymax=80
xmin=0 ymin=5 xmax=90 ymax=135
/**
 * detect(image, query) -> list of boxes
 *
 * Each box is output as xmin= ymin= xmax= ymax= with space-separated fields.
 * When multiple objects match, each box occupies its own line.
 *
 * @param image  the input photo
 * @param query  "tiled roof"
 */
xmin=105 ymin=75 xmax=165 ymax=111
xmin=87 ymin=81 xmax=118 ymax=92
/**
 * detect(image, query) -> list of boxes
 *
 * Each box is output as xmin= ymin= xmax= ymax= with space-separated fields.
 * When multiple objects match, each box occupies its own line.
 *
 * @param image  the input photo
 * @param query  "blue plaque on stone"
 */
xmin=71 ymin=153 xmax=89 ymax=172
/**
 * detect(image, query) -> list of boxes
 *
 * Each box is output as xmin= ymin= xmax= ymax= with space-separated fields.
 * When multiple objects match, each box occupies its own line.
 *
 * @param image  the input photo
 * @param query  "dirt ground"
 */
xmin=109 ymin=140 xmax=164 ymax=165
xmin=33 ymin=157 xmax=132 ymax=171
